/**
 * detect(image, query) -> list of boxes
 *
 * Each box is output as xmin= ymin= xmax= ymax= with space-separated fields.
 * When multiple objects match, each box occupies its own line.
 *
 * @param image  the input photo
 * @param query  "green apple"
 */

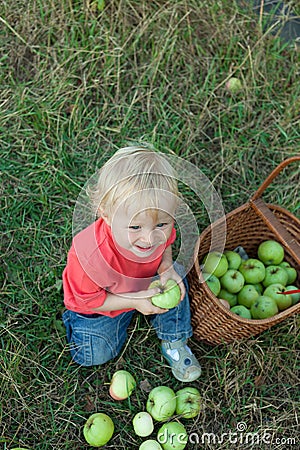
xmin=237 ymin=284 xmax=260 ymax=308
xmin=263 ymin=265 xmax=288 ymax=287
xmin=286 ymin=285 xmax=300 ymax=305
xmin=202 ymin=272 xmax=221 ymax=296
xmin=239 ymin=258 xmax=266 ymax=284
xmin=175 ymin=387 xmax=201 ymax=419
xmin=157 ymin=421 xmax=188 ymax=450
xmin=83 ymin=412 xmax=114 ymax=447
xmin=257 ymin=240 xmax=284 ymax=265
xmin=109 ymin=369 xmax=136 ymax=400
xmin=224 ymin=250 xmax=242 ymax=270
xmin=263 ymin=284 xmax=292 ymax=311
xmin=150 ymin=279 xmax=181 ymax=309
xmin=250 ymin=295 xmax=278 ymax=319
xmin=220 ymin=269 xmax=245 ymax=293
xmin=202 ymin=251 xmax=228 ymax=277
xmin=218 ymin=288 xmax=237 ymax=307
xmin=133 ymin=412 xmax=154 ymax=437
xmin=139 ymin=440 xmax=163 ymax=450
xmin=253 ymin=283 xmax=264 ymax=294
xmin=279 ymin=261 xmax=297 ymax=284
xmin=146 ymin=386 xmax=176 ymax=422
xmin=230 ymin=305 xmax=252 ymax=319
xmin=226 ymin=77 xmax=242 ymax=94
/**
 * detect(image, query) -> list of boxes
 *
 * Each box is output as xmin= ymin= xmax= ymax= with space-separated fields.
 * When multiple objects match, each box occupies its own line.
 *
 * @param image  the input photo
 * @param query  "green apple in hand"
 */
xmin=202 ymin=272 xmax=221 ymax=296
xmin=220 ymin=269 xmax=245 ymax=293
xmin=257 ymin=240 xmax=284 ymax=265
xmin=109 ymin=369 xmax=136 ymax=400
xmin=251 ymin=295 xmax=278 ymax=319
xmin=146 ymin=386 xmax=177 ymax=422
xmin=202 ymin=251 xmax=228 ymax=277
xmin=83 ymin=413 xmax=114 ymax=447
xmin=239 ymin=258 xmax=266 ymax=284
xmin=175 ymin=387 xmax=201 ymax=418
xmin=263 ymin=284 xmax=292 ymax=311
xmin=150 ymin=279 xmax=181 ymax=309
xmin=230 ymin=305 xmax=252 ymax=319
xmin=157 ymin=421 xmax=188 ymax=450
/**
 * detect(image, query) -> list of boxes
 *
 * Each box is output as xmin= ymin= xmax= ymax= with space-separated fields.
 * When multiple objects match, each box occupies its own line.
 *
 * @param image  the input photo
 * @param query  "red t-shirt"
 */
xmin=63 ymin=218 xmax=176 ymax=317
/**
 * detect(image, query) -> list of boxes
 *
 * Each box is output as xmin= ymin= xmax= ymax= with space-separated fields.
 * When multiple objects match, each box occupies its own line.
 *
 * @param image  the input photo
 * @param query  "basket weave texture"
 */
xmin=188 ymin=157 xmax=300 ymax=345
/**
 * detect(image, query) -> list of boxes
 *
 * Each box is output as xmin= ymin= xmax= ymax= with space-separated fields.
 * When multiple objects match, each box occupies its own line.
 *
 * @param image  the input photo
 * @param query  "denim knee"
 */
xmin=62 ymin=310 xmax=133 ymax=366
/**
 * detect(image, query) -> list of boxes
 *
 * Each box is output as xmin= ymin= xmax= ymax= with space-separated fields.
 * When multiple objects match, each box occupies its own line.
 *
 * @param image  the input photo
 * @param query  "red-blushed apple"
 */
xmin=237 ymin=284 xmax=260 ymax=308
xmin=109 ymin=370 xmax=136 ymax=400
xmin=220 ymin=269 xmax=245 ymax=293
xmin=139 ymin=440 xmax=163 ymax=450
xmin=263 ymin=265 xmax=288 ymax=287
xmin=250 ymin=295 xmax=278 ymax=319
xmin=157 ymin=421 xmax=188 ymax=450
xmin=83 ymin=412 xmax=114 ymax=447
xmin=202 ymin=272 xmax=221 ymax=296
xmin=218 ymin=288 xmax=237 ymax=306
xmin=257 ymin=240 xmax=284 ymax=265
xmin=146 ymin=386 xmax=176 ymax=422
xmin=230 ymin=305 xmax=252 ymax=319
xmin=202 ymin=251 xmax=228 ymax=277
xmin=285 ymin=285 xmax=300 ymax=305
xmin=175 ymin=387 xmax=201 ymax=418
xmin=150 ymin=279 xmax=181 ymax=309
xmin=239 ymin=258 xmax=266 ymax=284
xmin=224 ymin=250 xmax=242 ymax=270
xmin=133 ymin=412 xmax=154 ymax=437
xmin=219 ymin=298 xmax=231 ymax=309
xmin=279 ymin=261 xmax=297 ymax=284
xmin=226 ymin=77 xmax=242 ymax=94
xmin=263 ymin=284 xmax=292 ymax=311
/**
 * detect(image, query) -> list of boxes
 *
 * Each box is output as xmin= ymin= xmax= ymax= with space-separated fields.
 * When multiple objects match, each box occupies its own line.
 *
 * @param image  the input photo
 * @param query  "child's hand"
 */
xmin=158 ymin=268 xmax=186 ymax=301
xmin=124 ymin=287 xmax=168 ymax=315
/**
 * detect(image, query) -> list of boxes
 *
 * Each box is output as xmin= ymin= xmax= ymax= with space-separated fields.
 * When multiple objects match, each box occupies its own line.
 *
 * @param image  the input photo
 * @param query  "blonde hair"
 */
xmin=89 ymin=144 xmax=178 ymax=218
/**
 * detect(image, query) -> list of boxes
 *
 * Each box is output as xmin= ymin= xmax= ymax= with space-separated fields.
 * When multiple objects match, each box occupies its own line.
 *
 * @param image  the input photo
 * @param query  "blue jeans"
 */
xmin=62 ymin=264 xmax=193 ymax=366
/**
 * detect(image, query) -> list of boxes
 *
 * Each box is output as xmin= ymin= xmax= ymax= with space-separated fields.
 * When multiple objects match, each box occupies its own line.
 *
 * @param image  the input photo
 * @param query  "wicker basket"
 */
xmin=188 ymin=156 xmax=300 ymax=345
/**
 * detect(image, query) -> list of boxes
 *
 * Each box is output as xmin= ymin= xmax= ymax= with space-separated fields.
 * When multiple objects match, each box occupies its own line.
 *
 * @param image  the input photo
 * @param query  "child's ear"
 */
xmin=99 ymin=208 xmax=111 ymax=226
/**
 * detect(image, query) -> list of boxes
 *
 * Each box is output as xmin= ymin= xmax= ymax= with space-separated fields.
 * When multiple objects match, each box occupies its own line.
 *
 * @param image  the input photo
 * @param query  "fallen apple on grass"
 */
xmin=139 ymin=440 xmax=163 ymax=450
xmin=157 ymin=421 xmax=188 ymax=450
xmin=175 ymin=387 xmax=201 ymax=418
xmin=133 ymin=411 xmax=154 ymax=437
xmin=226 ymin=77 xmax=242 ymax=94
xmin=83 ymin=412 xmax=114 ymax=447
xmin=109 ymin=369 xmax=136 ymax=400
xmin=150 ymin=279 xmax=181 ymax=309
xmin=146 ymin=386 xmax=177 ymax=422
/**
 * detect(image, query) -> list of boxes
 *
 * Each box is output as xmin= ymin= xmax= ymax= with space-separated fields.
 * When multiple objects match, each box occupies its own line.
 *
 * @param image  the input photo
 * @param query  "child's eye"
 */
xmin=156 ymin=223 xmax=167 ymax=228
xmin=129 ymin=225 xmax=140 ymax=230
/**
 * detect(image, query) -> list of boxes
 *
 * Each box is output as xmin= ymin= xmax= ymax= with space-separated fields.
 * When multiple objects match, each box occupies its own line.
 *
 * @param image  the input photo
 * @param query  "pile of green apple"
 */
xmin=201 ymin=240 xmax=299 ymax=320
xmin=83 ymin=369 xmax=201 ymax=449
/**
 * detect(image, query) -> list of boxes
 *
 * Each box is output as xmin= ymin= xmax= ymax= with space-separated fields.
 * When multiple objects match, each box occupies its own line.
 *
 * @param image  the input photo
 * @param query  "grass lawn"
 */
xmin=1 ymin=1 xmax=299 ymax=449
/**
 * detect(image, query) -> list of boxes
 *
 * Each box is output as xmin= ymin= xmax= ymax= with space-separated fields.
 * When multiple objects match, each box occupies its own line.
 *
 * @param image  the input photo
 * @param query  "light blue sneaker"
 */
xmin=161 ymin=339 xmax=201 ymax=382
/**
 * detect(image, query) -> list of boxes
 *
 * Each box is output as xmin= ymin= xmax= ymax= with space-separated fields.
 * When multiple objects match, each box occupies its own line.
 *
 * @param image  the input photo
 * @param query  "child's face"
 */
xmin=105 ymin=195 xmax=176 ymax=259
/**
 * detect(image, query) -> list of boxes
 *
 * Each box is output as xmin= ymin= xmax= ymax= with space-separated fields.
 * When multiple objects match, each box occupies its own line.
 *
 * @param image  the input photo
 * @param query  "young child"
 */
xmin=62 ymin=144 xmax=201 ymax=382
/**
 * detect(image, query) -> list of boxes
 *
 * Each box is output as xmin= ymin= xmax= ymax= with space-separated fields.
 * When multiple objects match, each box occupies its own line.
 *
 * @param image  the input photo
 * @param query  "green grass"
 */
xmin=1 ymin=0 xmax=299 ymax=448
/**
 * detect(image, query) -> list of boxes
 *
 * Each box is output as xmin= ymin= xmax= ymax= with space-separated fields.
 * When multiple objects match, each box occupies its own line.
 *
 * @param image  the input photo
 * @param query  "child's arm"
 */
xmin=92 ymin=287 xmax=168 ymax=315
xmin=157 ymin=245 xmax=186 ymax=300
